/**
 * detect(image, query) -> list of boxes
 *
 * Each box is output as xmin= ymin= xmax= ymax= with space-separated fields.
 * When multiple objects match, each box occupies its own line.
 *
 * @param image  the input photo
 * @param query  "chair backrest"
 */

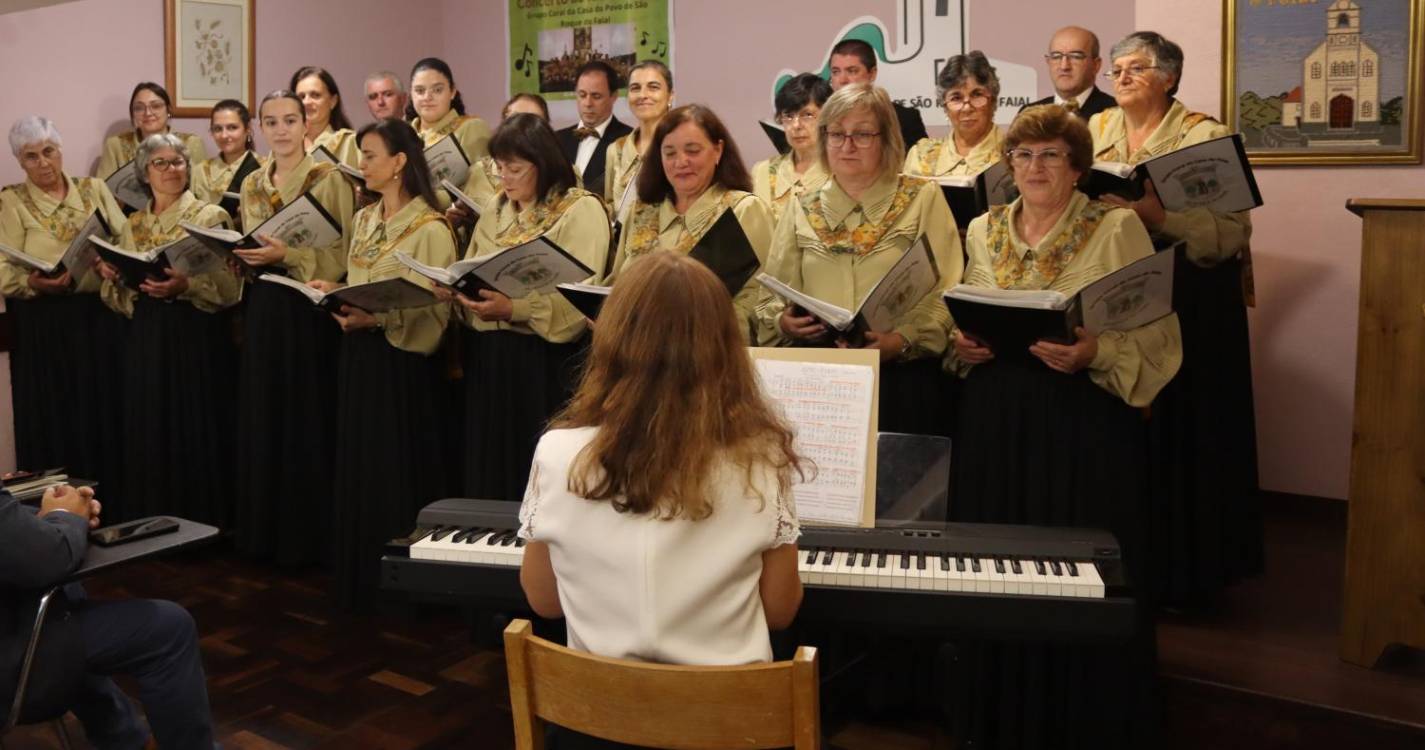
xmin=503 ymin=619 xmax=820 ymax=750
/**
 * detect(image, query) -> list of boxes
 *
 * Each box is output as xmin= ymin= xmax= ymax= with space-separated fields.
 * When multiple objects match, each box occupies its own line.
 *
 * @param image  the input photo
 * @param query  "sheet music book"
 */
xmin=90 ymin=234 xmax=224 ymax=284
xmin=1082 ymin=135 xmax=1263 ymax=214
xmin=5 ymin=212 xmax=118 ymax=283
xmin=612 ymin=173 xmax=638 ymax=227
xmin=759 ymin=119 xmax=789 ymax=154
xmin=942 ymin=243 xmax=1177 ymax=358
xmin=756 ymin=235 xmax=940 ymax=345
xmin=395 ymin=233 xmax=594 ymax=299
xmin=688 ymin=209 xmax=760 ymax=297
xmin=104 ymin=160 xmax=148 ymax=210
xmin=257 ymin=273 xmax=437 ymax=313
xmin=749 ymin=347 xmax=880 ymax=528
xmin=932 ymin=160 xmax=1018 ymax=229
xmin=218 ymin=152 xmax=262 ymax=216
xmin=309 ymin=144 xmax=340 ymax=165
xmin=555 ymin=282 xmax=611 ymax=321
xmin=424 ymin=134 xmax=471 ymax=189
xmin=441 ymin=178 xmax=483 ymax=221
xmin=335 ymin=162 xmax=366 ymax=187
xmin=180 ymin=192 xmax=342 ymax=272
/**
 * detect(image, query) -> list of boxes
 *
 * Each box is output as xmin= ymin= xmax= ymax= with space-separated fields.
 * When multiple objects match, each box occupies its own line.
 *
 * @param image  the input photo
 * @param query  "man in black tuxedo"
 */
xmin=1021 ymin=26 xmax=1117 ymax=120
xmin=828 ymin=39 xmax=928 ymax=151
xmin=1 ymin=485 xmax=215 ymax=748
xmin=555 ymin=60 xmax=633 ymax=200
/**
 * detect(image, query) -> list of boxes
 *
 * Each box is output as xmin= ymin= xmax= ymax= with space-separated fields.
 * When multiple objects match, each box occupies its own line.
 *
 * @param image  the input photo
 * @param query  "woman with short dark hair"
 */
xmin=752 ymin=72 xmax=831 ymax=223
xmin=96 ymin=82 xmax=208 ymax=180
xmin=451 ymin=113 xmax=610 ymax=503
xmin=905 ymin=51 xmax=1005 ymax=178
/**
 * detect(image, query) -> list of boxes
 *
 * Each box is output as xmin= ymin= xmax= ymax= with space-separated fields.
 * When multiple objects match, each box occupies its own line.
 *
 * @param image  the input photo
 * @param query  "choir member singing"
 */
xmin=96 ymin=82 xmax=207 ymax=180
xmin=191 ymin=99 xmax=263 ymax=225
xmin=291 ymin=66 xmax=360 ymax=168
xmin=94 ymin=133 xmax=240 ymax=525
xmin=604 ymin=60 xmax=674 ymax=219
xmin=752 ymin=72 xmax=831 ymax=224
xmin=904 ymin=52 xmax=1007 ymax=178
xmin=231 ymin=90 xmax=355 ymax=567
xmin=756 ymin=84 xmax=961 ymax=436
xmin=1090 ymin=31 xmax=1260 ymax=607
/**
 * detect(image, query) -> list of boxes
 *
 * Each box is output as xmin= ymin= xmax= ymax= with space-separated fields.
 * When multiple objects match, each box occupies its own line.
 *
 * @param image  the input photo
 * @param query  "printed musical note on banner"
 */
xmin=653 ymin=41 xmax=667 ymax=56
xmin=514 ymin=43 xmax=534 ymax=77
xmin=640 ymin=30 xmax=650 ymax=46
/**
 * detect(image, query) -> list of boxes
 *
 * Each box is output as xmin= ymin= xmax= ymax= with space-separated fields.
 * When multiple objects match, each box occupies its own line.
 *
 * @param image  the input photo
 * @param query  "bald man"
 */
xmin=1021 ymin=26 xmax=1116 ymax=119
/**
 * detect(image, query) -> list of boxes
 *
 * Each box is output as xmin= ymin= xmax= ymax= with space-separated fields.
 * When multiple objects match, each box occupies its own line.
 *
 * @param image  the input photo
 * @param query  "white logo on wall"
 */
xmin=770 ymin=1 xmax=1036 ymax=126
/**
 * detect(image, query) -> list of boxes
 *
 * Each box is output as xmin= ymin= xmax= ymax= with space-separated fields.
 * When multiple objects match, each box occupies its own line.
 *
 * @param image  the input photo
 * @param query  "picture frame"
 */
xmin=1222 ymin=0 xmax=1423 ymax=166
xmin=164 ymin=0 xmax=256 ymax=118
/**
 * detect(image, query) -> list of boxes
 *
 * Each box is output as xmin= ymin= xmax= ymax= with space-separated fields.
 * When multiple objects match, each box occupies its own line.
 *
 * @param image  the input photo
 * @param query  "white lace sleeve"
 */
xmin=772 ymin=487 xmax=801 ymax=548
xmin=516 ymin=462 xmax=543 ymax=541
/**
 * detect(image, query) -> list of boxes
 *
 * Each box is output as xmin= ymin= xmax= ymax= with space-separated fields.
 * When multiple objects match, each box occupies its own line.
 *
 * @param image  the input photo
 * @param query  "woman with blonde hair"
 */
xmin=519 ymin=250 xmax=805 ymax=670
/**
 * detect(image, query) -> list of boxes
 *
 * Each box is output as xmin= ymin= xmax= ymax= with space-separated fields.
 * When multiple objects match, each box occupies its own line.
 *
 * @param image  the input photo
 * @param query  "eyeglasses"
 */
xmin=130 ymin=102 xmax=167 ymax=115
xmin=825 ymin=130 xmax=880 ymax=148
xmin=1045 ymin=52 xmax=1091 ymax=64
xmin=776 ymin=111 xmax=818 ymax=127
xmin=945 ymin=93 xmax=991 ymax=111
xmin=1104 ymin=64 xmax=1159 ymax=80
xmin=148 ymin=157 xmax=188 ymax=172
xmin=1006 ymin=148 xmax=1071 ymax=169
xmin=496 ymin=162 xmax=531 ymax=180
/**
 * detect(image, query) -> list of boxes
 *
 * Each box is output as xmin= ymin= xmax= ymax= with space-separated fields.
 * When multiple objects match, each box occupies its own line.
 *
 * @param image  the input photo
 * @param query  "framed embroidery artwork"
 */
xmin=164 ymin=0 xmax=256 ymax=117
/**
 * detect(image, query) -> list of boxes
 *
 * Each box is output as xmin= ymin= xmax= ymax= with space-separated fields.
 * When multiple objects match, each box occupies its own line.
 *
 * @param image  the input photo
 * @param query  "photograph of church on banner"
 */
xmin=1225 ymin=0 xmax=1423 ymax=165
xmin=508 ymin=0 xmax=671 ymax=102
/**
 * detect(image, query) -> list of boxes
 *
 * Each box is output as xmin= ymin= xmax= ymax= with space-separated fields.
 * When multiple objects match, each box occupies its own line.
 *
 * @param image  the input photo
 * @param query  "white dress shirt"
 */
xmin=573 ymin=115 xmax=613 ymax=175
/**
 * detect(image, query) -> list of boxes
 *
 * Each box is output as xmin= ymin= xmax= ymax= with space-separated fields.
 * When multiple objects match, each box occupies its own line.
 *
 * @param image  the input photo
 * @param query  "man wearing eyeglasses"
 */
xmin=1022 ymin=26 xmax=1116 ymax=119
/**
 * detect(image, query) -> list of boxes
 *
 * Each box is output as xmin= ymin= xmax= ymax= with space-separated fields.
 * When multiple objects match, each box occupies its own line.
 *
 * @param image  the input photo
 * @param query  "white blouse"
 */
xmin=518 ymin=426 xmax=800 ymax=665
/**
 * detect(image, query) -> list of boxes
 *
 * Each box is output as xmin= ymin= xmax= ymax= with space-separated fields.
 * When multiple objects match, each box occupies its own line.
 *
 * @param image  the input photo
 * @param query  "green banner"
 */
xmin=508 ymin=0 xmax=672 ymax=101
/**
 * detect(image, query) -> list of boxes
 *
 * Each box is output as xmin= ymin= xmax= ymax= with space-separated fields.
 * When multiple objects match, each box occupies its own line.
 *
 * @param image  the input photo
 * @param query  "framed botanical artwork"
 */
xmin=164 ymin=0 xmax=256 ymax=117
xmin=1223 ymin=0 xmax=1423 ymax=165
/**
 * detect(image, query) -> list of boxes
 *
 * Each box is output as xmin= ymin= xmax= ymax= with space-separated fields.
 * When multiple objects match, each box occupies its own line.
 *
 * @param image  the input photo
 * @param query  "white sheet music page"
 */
xmin=753 ymin=358 xmax=875 ymax=527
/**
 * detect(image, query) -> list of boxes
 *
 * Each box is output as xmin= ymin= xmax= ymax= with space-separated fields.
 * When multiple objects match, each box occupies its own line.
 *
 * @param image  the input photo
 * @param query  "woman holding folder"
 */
xmin=291 ymin=66 xmax=360 ymax=168
xmin=451 ymin=113 xmax=608 ymax=503
xmin=609 ymin=104 xmax=772 ymax=339
xmin=904 ymin=52 xmax=1006 ymax=179
xmin=752 ymin=72 xmax=831 ymax=224
xmin=306 ymin=119 xmax=455 ymax=610
xmin=96 ymin=82 xmax=207 ymax=181
xmin=946 ymin=104 xmax=1180 ymax=749
xmin=604 ymin=60 xmax=674 ymax=218
xmin=191 ymin=99 xmax=263 ymax=223
xmin=93 ymin=133 xmax=240 ymax=526
xmin=1090 ymin=31 xmax=1260 ymax=608
xmin=409 ymin=58 xmax=492 ymax=166
xmin=1 ymin=115 xmax=129 ymax=512
xmin=755 ymin=84 xmax=960 ymax=436
xmin=231 ymin=89 xmax=355 ymax=567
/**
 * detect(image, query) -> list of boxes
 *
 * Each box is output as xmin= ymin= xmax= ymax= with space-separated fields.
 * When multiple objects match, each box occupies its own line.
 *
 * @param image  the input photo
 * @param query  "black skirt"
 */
xmin=949 ymin=358 xmax=1156 ymax=749
xmin=7 ymin=294 xmax=128 ymax=514
xmin=462 ymin=328 xmax=584 ymax=503
xmin=1146 ymin=256 xmax=1262 ymax=606
xmin=878 ymin=355 xmax=954 ymax=437
xmin=232 ymin=281 xmax=341 ymax=566
xmin=119 ymin=296 xmax=236 ymax=525
xmin=331 ymin=330 xmax=448 ymax=611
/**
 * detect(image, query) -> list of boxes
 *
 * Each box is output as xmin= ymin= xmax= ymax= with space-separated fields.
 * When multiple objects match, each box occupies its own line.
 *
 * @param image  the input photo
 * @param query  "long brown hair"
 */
xmin=552 ymin=252 xmax=805 ymax=520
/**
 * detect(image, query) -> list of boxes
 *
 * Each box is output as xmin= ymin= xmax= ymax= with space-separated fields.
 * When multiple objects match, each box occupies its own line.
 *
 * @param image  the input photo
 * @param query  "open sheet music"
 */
xmin=1084 ymin=135 xmax=1263 ymax=214
xmin=104 ymin=160 xmax=148 ymax=210
xmin=181 ymin=192 xmax=343 ymax=272
xmin=89 ymin=235 xmax=224 ymax=288
xmin=0 ymin=211 xmax=106 ymax=282
xmin=396 ymin=233 xmax=594 ymax=299
xmin=424 ymin=134 xmax=471 ymax=188
xmin=257 ymin=273 xmax=436 ymax=313
xmin=441 ymin=179 xmax=483 ymax=221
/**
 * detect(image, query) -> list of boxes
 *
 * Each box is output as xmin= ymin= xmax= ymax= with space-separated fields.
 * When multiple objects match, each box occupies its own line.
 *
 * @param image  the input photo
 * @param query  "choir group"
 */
xmin=1 ymin=23 xmax=1261 ymax=747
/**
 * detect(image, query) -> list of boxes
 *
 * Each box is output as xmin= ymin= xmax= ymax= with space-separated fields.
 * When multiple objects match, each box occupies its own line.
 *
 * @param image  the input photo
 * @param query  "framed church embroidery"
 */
xmin=1223 ymin=0 xmax=1423 ymax=165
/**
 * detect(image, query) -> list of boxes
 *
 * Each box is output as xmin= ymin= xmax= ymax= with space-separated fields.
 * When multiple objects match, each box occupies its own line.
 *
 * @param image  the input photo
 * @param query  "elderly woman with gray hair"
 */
xmin=0 ymin=115 xmax=129 ymax=509
xmin=1090 ymin=30 xmax=1261 ymax=608
xmin=92 ymin=132 xmax=241 ymax=525
xmin=904 ymin=50 xmax=1006 ymax=178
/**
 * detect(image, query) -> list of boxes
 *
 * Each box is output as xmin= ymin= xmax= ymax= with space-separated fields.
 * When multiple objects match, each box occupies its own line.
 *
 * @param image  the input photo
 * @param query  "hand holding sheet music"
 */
xmin=258 ymin=273 xmax=437 ymax=313
xmin=396 ymin=233 xmax=594 ymax=300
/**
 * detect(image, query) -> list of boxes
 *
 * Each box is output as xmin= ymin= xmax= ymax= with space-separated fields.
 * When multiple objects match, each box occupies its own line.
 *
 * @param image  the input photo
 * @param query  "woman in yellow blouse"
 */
xmin=451 ymin=113 xmax=609 ymax=503
xmin=752 ymin=72 xmax=830 ymax=224
xmin=96 ymin=82 xmax=207 ymax=181
xmin=904 ymin=51 xmax=1006 ymax=179
xmin=93 ymin=133 xmax=240 ymax=527
xmin=1 ymin=115 xmax=129 ymax=512
xmin=1089 ymin=31 xmax=1260 ymax=607
xmin=604 ymin=60 xmax=674 ymax=219
xmin=610 ymin=104 xmax=773 ymax=338
xmin=756 ymin=83 xmax=961 ymax=436
xmin=231 ymin=89 xmax=356 ymax=567
xmin=291 ymin=66 xmax=360 ymax=168
xmin=191 ymin=99 xmax=262 ymax=225
xmin=410 ymin=57 xmax=492 ymax=166
xmin=306 ymin=119 xmax=455 ymax=610
xmin=947 ymin=104 xmax=1180 ymax=749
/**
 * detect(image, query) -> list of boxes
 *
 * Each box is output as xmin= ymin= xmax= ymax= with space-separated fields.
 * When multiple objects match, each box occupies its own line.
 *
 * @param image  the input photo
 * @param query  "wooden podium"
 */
xmin=1341 ymin=199 xmax=1425 ymax=667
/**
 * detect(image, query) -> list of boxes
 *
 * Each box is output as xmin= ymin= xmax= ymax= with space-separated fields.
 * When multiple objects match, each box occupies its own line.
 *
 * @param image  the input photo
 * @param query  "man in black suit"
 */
xmin=1 ymin=485 xmax=215 ymax=748
xmin=828 ymin=39 xmax=928 ymax=151
xmin=555 ymin=60 xmax=633 ymax=200
xmin=1021 ymin=26 xmax=1117 ymax=120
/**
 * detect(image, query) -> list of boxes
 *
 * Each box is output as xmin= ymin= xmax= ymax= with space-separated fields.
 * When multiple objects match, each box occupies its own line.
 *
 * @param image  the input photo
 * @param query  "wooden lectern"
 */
xmin=1341 ymin=199 xmax=1425 ymax=667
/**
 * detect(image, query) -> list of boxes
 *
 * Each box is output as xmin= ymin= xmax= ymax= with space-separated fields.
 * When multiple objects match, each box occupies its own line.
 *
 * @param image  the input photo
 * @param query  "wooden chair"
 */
xmin=503 ymin=619 xmax=820 ymax=749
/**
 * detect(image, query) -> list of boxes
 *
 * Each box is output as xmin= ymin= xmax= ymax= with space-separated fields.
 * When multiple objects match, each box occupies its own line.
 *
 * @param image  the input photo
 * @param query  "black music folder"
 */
xmin=555 ymin=282 xmax=611 ymax=321
xmin=218 ymin=152 xmax=262 ymax=217
xmin=1083 ymin=134 xmax=1263 ymax=214
xmin=759 ymin=119 xmax=789 ymax=154
xmin=688 ymin=208 xmax=760 ymax=297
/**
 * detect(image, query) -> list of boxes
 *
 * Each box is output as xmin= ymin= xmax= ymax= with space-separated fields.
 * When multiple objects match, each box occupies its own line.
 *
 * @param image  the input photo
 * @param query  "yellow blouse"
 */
xmin=413 ymin=109 xmax=492 ymax=160
xmin=96 ymin=130 xmax=209 ymax=179
xmin=904 ymin=126 xmax=1006 ymax=178
xmin=952 ymin=191 xmax=1183 ymax=407
xmin=464 ymin=188 xmax=610 ymax=343
xmin=191 ymin=150 xmax=264 ymax=207
xmin=311 ymin=127 xmax=360 ymax=169
xmin=461 ymin=157 xmax=502 ymax=214
xmin=99 ymin=190 xmax=239 ymax=317
xmin=0 ymin=175 xmax=127 ymax=297
xmin=751 ymin=152 xmax=829 ymax=225
xmin=611 ymin=184 xmax=775 ymax=339
xmin=346 ymin=196 xmax=456 ymax=355
xmin=603 ymin=131 xmax=642 ymax=216
xmin=756 ymin=172 xmax=962 ymax=357
xmin=1089 ymin=100 xmax=1252 ymax=268
xmin=238 ymin=154 xmax=355 ymax=283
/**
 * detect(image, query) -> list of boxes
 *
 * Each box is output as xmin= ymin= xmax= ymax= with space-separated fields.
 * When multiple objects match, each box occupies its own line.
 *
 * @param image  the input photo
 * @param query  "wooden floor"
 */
xmin=7 ymin=494 xmax=1424 ymax=749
